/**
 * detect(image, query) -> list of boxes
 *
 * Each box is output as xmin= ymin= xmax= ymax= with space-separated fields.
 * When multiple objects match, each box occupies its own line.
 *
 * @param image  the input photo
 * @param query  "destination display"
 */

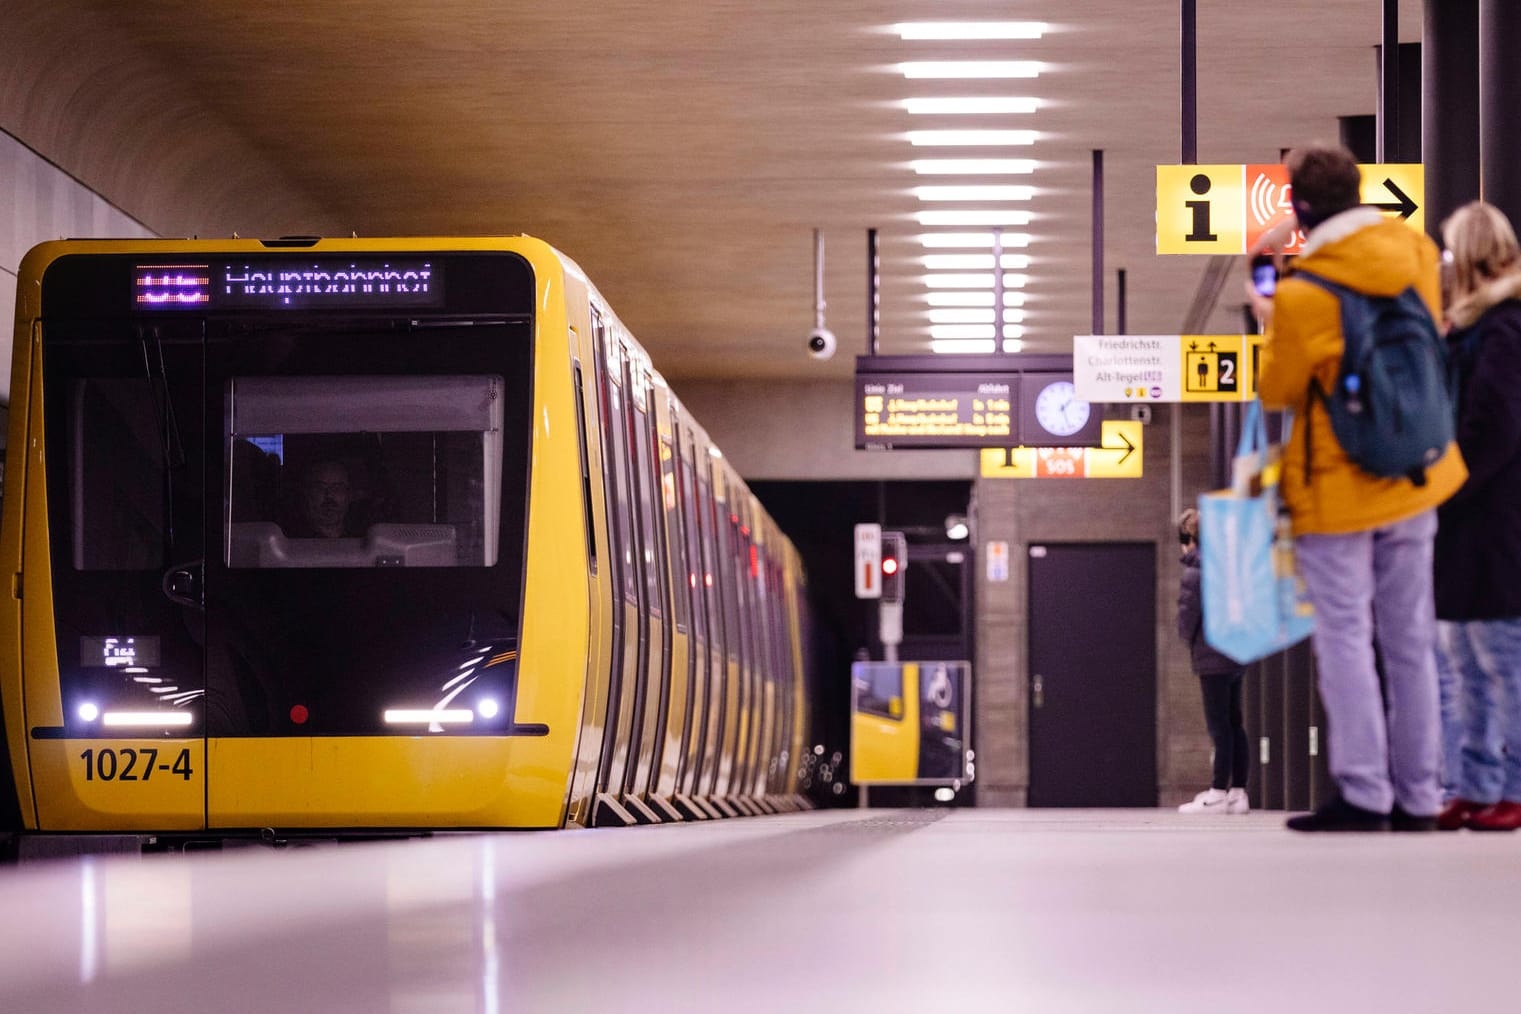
xmin=856 ymin=372 xmax=1018 ymax=449
xmin=133 ymin=259 xmax=443 ymax=311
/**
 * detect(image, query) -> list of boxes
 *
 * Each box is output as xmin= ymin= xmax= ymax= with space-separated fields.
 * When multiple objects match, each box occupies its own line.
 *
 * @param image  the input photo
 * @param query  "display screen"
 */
xmin=855 ymin=372 xmax=1018 ymax=449
xmin=79 ymin=636 xmax=161 ymax=668
xmin=134 ymin=259 xmax=442 ymax=311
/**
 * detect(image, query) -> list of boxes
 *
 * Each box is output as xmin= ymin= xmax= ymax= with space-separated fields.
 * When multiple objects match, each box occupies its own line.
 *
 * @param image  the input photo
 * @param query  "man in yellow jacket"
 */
xmin=1256 ymin=145 xmax=1466 ymax=832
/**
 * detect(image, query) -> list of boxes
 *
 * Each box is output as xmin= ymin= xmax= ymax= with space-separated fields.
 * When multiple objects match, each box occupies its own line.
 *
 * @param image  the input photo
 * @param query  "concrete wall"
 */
xmin=683 ymin=377 xmax=1221 ymax=807
xmin=1 ymin=128 xmax=158 ymax=410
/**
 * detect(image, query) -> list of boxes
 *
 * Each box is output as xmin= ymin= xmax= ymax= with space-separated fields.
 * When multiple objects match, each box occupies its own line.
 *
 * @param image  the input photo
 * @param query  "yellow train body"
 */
xmin=0 ymin=236 xmax=812 ymax=834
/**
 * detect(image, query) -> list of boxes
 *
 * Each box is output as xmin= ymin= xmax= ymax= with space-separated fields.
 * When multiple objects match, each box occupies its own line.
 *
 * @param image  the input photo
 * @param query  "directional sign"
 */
xmin=1159 ymin=163 xmax=1424 ymax=254
xmin=979 ymin=419 xmax=1143 ymax=479
xmin=1074 ymin=334 xmax=1263 ymax=402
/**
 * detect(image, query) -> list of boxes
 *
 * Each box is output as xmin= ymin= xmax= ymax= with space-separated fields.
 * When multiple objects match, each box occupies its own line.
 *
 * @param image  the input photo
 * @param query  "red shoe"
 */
xmin=1468 ymin=800 xmax=1521 ymax=831
xmin=1438 ymin=797 xmax=1489 ymax=831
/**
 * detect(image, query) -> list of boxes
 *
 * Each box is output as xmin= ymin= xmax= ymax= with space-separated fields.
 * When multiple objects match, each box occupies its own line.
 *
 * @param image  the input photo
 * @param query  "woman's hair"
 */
xmin=1441 ymin=200 xmax=1521 ymax=302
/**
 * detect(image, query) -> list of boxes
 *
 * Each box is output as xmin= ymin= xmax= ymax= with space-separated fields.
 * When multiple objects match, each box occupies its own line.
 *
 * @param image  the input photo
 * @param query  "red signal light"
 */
xmin=882 ymin=557 xmax=900 ymax=576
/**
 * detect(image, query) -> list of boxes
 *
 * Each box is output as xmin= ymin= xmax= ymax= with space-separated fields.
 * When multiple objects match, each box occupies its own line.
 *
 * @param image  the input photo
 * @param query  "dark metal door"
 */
xmin=1027 ymin=542 xmax=1156 ymax=807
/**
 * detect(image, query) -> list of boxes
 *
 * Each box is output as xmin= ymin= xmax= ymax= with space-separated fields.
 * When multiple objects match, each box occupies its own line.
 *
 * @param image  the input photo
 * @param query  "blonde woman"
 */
xmin=1434 ymin=201 xmax=1521 ymax=831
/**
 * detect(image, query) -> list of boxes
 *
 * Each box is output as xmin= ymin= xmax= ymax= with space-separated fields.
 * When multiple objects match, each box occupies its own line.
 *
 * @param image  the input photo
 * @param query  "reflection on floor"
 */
xmin=2 ymin=808 xmax=1516 ymax=1012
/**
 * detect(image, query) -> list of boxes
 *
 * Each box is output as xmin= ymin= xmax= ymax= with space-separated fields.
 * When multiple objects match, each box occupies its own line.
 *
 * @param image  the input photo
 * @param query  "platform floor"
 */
xmin=1 ymin=808 xmax=1516 ymax=1012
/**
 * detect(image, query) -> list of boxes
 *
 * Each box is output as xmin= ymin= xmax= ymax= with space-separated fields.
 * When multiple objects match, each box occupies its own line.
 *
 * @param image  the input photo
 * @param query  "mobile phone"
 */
xmin=1251 ymin=254 xmax=1278 ymax=297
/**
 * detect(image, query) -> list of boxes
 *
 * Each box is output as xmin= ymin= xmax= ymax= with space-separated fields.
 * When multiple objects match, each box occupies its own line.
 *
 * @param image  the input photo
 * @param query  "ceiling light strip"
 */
xmin=902 ymin=97 xmax=1040 ymax=115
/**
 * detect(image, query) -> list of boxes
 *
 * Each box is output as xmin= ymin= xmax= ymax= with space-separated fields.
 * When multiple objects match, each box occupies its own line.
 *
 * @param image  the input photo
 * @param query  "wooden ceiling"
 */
xmin=3 ymin=1 xmax=1423 ymax=381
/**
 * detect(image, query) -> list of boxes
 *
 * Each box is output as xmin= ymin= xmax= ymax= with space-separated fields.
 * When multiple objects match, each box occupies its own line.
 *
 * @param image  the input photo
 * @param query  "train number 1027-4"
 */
xmin=79 ymin=747 xmax=193 ymax=782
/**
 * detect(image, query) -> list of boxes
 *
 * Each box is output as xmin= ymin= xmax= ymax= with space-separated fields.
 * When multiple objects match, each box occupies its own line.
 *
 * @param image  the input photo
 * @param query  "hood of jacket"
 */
xmin=1293 ymin=206 xmax=1428 ymax=298
xmin=1449 ymin=270 xmax=1521 ymax=330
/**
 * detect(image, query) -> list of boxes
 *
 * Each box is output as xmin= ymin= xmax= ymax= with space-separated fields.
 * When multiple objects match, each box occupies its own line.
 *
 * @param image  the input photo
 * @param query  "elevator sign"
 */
xmin=1156 ymin=163 xmax=1424 ymax=254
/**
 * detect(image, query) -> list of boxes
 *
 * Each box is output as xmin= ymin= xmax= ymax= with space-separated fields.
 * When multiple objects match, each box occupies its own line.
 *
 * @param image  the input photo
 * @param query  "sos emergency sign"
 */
xmin=1156 ymin=163 xmax=1424 ymax=255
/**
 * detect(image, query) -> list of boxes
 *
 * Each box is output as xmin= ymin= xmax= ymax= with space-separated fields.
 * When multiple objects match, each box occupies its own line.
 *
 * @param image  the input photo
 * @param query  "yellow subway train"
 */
xmin=0 ymin=236 xmax=814 ymax=840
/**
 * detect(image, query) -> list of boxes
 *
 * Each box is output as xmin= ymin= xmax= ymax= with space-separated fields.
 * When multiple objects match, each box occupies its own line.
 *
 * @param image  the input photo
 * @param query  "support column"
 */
xmin=1481 ymin=0 xmax=1521 ymax=228
xmin=1424 ymin=0 xmax=1479 ymax=243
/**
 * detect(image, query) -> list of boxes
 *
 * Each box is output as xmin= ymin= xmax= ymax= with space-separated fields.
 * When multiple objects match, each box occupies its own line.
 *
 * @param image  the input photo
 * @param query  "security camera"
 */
xmin=807 ymin=327 xmax=837 ymax=360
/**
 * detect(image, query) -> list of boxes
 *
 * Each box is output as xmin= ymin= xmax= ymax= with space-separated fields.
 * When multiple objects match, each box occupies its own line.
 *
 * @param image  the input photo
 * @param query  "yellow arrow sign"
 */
xmin=980 ymin=420 xmax=1143 ymax=479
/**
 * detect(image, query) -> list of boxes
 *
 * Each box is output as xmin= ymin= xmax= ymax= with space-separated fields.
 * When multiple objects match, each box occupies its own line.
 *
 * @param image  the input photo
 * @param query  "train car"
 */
xmin=0 ymin=236 xmax=813 ymax=841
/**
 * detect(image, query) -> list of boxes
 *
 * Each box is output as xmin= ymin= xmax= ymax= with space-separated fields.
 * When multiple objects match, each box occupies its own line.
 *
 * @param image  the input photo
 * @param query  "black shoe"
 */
xmin=1390 ymin=804 xmax=1437 ymax=832
xmin=1285 ymin=795 xmax=1391 ymax=832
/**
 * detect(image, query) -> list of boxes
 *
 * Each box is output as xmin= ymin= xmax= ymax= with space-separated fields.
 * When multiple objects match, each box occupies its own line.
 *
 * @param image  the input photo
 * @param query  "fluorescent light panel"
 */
xmin=908 ymin=130 xmax=1037 ymax=146
xmin=923 ymin=253 xmax=1031 ymax=270
xmin=922 ymin=273 xmax=1030 ymax=288
xmin=902 ymin=97 xmax=1039 ymax=115
xmin=929 ymin=308 xmax=1028 ymax=324
xmin=915 ymin=185 xmax=1033 ymax=202
xmin=916 ymin=209 xmax=1033 ymax=226
xmin=894 ymin=22 xmax=1046 ymax=40
xmin=931 ymin=324 xmax=1025 ymax=339
xmin=911 ymin=159 xmax=1036 ymax=175
xmin=900 ymin=62 xmax=1042 ymax=79
xmin=926 ymin=290 xmax=1028 ymax=307
xmin=917 ymin=232 xmax=1032 ymax=248
xmin=932 ymin=339 xmax=1026 ymax=354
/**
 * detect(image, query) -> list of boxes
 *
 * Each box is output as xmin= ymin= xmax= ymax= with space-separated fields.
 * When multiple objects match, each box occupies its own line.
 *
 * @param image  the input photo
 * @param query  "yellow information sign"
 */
xmin=1157 ymin=165 xmax=1248 ymax=255
xmin=1157 ymin=163 xmax=1425 ymax=255
xmin=980 ymin=420 xmax=1143 ymax=479
xmin=1180 ymin=335 xmax=1265 ymax=402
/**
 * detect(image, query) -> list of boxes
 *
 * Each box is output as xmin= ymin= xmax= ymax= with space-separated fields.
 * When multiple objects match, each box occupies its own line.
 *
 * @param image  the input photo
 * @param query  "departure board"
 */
xmin=855 ymin=372 xmax=1018 ymax=449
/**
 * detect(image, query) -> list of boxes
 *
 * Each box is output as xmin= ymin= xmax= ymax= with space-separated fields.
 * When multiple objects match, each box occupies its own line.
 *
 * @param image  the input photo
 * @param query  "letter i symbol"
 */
xmin=1185 ymin=173 xmax=1218 ymax=242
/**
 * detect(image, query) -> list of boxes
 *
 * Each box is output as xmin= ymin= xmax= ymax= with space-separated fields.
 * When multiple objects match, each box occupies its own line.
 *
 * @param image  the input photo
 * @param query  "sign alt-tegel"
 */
xmin=1156 ymin=163 xmax=1424 ymax=255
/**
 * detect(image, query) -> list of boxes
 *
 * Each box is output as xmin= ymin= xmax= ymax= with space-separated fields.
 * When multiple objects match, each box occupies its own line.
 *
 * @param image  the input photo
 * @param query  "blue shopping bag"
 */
xmin=1198 ymin=401 xmax=1315 ymax=665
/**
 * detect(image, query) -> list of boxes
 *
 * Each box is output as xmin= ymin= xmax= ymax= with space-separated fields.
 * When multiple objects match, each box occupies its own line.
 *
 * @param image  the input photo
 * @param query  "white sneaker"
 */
xmin=1178 ymin=788 xmax=1229 ymax=814
xmin=1225 ymin=787 xmax=1250 ymax=815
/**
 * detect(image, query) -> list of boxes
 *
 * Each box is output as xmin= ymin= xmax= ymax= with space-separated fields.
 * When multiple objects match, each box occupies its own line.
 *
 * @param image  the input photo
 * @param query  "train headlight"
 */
xmin=78 ymin=702 xmax=100 ymax=722
xmin=477 ymin=698 xmax=500 ymax=720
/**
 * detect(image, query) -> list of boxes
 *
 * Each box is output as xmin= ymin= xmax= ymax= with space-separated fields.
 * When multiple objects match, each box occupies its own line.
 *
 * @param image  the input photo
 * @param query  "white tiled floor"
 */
xmin=1 ymin=808 xmax=1515 ymax=1012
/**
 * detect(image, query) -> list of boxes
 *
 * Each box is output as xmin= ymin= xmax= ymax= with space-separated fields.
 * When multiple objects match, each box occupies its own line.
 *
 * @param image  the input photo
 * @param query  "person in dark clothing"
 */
xmin=1176 ymin=507 xmax=1250 ymax=814
xmin=1433 ymin=201 xmax=1521 ymax=832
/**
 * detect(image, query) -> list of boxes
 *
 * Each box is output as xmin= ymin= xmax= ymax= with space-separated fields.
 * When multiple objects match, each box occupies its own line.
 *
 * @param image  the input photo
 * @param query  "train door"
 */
xmin=592 ymin=325 xmax=643 ymax=823
xmin=652 ymin=408 xmax=690 ymax=807
xmin=671 ymin=421 xmax=708 ymax=813
xmin=29 ymin=320 xmax=208 ymax=830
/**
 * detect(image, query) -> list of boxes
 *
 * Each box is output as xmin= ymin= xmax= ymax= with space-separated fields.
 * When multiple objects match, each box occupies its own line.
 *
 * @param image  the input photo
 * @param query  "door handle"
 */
xmin=1032 ymin=674 xmax=1044 ymax=710
xmin=162 ymin=559 xmax=204 ymax=610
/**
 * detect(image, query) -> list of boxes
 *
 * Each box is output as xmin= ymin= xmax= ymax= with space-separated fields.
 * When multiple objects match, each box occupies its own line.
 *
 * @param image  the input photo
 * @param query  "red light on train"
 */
xmin=290 ymin=704 xmax=309 ymax=725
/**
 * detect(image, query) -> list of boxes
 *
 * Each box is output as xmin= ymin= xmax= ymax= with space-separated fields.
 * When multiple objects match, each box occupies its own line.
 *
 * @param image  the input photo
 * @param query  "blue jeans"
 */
xmin=1436 ymin=619 xmax=1521 ymax=804
xmin=1295 ymin=510 xmax=1442 ymax=816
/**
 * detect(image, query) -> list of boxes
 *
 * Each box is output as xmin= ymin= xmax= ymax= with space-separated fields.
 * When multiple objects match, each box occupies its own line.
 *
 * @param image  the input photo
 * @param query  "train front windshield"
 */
xmin=40 ymin=251 xmax=535 ymax=739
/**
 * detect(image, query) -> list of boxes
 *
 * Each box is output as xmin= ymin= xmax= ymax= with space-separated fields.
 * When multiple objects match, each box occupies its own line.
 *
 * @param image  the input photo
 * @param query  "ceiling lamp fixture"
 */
xmin=916 ymin=232 xmax=1032 ymax=248
xmin=915 ymin=185 xmax=1033 ymax=202
xmin=902 ymin=97 xmax=1040 ymax=115
xmin=907 ymin=130 xmax=1037 ymax=147
xmin=931 ymin=338 xmax=1026 ymax=354
xmin=915 ymin=209 xmax=1032 ymax=226
xmin=899 ymin=62 xmax=1042 ymax=79
xmin=894 ymin=22 xmax=1046 ymax=40
xmin=923 ymin=253 xmax=1032 ymax=270
xmin=931 ymin=323 xmax=1025 ymax=340
xmin=926 ymin=290 xmax=1028 ymax=307
xmin=911 ymin=159 xmax=1037 ymax=175
xmin=928 ymin=308 xmax=1027 ymax=324
xmin=922 ymin=272 xmax=1030 ymax=289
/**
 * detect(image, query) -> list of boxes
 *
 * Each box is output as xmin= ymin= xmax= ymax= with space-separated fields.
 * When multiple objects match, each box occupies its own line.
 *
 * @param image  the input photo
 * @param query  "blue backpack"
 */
xmin=1294 ymin=270 xmax=1454 ymax=487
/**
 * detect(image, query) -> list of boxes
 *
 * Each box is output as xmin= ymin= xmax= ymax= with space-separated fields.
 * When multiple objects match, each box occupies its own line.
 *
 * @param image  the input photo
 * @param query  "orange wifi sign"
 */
xmin=1245 ymin=164 xmax=1306 ymax=255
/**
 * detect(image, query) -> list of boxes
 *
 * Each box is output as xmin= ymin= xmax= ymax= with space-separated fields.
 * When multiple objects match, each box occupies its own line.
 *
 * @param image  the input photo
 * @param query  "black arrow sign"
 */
xmin=1371 ymin=178 xmax=1418 ymax=220
xmin=1109 ymin=429 xmax=1136 ymax=466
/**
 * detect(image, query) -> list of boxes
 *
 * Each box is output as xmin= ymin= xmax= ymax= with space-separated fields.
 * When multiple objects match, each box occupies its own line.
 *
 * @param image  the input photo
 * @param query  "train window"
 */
xmin=630 ymin=401 xmax=662 ymax=616
xmin=69 ymin=379 xmax=167 ymax=570
xmin=572 ymin=359 xmax=597 ymax=575
xmin=855 ymin=664 xmax=904 ymax=721
xmin=604 ymin=367 xmax=637 ymax=603
xmin=224 ymin=374 xmax=504 ymax=568
xmin=662 ymin=431 xmax=687 ymax=632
